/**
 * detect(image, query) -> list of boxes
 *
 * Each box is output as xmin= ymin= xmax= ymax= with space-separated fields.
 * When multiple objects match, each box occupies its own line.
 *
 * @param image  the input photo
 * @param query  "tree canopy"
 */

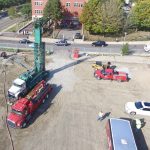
xmin=20 ymin=3 xmax=31 ymax=18
xmin=43 ymin=0 xmax=62 ymax=23
xmin=80 ymin=0 xmax=124 ymax=34
xmin=130 ymin=0 xmax=150 ymax=30
xmin=0 ymin=0 xmax=26 ymax=10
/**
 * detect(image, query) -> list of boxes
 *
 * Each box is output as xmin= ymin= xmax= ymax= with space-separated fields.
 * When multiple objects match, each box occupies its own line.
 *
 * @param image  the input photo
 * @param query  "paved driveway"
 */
xmin=57 ymin=28 xmax=81 ymax=40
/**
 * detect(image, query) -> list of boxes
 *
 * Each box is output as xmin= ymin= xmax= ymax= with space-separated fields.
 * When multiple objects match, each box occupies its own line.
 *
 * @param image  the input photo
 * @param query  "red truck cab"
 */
xmin=7 ymin=80 xmax=52 ymax=128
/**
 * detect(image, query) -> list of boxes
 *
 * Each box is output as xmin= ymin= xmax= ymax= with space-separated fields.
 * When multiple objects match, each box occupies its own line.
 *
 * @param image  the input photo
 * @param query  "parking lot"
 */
xmin=0 ymin=51 xmax=150 ymax=150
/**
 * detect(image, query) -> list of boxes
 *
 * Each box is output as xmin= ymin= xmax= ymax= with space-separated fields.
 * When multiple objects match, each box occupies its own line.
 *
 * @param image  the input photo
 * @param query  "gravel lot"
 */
xmin=0 ymin=51 xmax=150 ymax=150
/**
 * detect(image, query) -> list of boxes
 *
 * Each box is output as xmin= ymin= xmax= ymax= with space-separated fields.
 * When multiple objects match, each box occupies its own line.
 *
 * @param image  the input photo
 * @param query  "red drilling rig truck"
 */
xmin=7 ymin=80 xmax=52 ymax=128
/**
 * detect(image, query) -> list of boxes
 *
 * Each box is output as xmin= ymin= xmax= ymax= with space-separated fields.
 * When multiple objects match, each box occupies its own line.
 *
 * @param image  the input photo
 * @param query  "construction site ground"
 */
xmin=0 ymin=50 xmax=150 ymax=150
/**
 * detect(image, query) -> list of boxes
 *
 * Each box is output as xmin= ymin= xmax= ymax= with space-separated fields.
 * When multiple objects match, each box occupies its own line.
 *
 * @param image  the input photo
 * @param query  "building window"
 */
xmin=74 ymin=2 xmax=78 ymax=7
xmin=66 ymin=2 xmax=70 ymax=7
xmin=78 ymin=3 xmax=83 ymax=7
xmin=35 ymin=1 xmax=43 ymax=6
xmin=35 ymin=10 xmax=43 ymax=14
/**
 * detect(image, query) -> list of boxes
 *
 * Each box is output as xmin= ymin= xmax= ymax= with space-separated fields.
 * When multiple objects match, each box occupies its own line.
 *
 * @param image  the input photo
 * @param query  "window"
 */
xmin=143 ymin=108 xmax=150 ymax=111
xmin=66 ymin=2 xmax=70 ymax=7
xmin=78 ymin=3 xmax=83 ymax=7
xmin=35 ymin=10 xmax=43 ymax=14
xmin=74 ymin=2 xmax=78 ymax=7
xmin=135 ymin=102 xmax=143 ymax=109
xmin=35 ymin=1 xmax=43 ymax=6
xmin=144 ymin=102 xmax=150 ymax=107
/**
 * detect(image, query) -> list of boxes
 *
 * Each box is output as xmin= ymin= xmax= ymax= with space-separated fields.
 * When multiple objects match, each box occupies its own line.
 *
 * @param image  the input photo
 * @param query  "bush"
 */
xmin=121 ymin=43 xmax=129 ymax=55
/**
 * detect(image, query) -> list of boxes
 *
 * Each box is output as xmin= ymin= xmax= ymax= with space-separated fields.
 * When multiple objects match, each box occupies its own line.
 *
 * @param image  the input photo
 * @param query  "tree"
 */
xmin=80 ymin=0 xmax=124 ymax=34
xmin=101 ymin=0 xmax=124 ymax=34
xmin=80 ymin=0 xmax=100 ymax=32
xmin=0 ymin=0 xmax=25 ymax=10
xmin=130 ymin=0 xmax=150 ymax=30
xmin=8 ymin=7 xmax=16 ymax=18
xmin=21 ymin=3 xmax=31 ymax=19
xmin=43 ymin=0 xmax=62 ymax=25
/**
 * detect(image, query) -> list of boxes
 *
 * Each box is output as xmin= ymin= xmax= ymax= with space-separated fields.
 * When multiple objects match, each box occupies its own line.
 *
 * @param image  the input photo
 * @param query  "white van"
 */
xmin=144 ymin=44 xmax=150 ymax=52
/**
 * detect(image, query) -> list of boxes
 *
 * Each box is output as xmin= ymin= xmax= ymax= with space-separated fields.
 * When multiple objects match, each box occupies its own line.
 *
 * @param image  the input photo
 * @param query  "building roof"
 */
xmin=110 ymin=118 xmax=137 ymax=150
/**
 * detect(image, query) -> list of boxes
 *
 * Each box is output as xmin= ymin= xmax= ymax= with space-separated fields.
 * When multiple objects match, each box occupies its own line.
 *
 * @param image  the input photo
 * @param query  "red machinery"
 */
xmin=94 ymin=68 xmax=129 ymax=82
xmin=73 ymin=49 xmax=79 ymax=59
xmin=7 ymin=80 xmax=52 ymax=128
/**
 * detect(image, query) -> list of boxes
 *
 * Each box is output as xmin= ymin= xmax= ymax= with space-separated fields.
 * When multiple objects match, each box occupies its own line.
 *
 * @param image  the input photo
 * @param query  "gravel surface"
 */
xmin=0 ymin=52 xmax=150 ymax=150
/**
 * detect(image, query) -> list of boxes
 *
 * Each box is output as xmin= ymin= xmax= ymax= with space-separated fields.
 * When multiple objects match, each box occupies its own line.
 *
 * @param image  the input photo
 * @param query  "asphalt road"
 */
xmin=0 ymin=17 xmax=23 ymax=32
xmin=0 ymin=39 xmax=146 ymax=54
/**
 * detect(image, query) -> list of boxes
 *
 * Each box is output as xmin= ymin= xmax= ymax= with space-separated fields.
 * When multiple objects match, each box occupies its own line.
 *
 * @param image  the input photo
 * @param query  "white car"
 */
xmin=144 ymin=44 xmax=150 ymax=52
xmin=125 ymin=101 xmax=150 ymax=116
xmin=28 ymin=43 xmax=34 ymax=48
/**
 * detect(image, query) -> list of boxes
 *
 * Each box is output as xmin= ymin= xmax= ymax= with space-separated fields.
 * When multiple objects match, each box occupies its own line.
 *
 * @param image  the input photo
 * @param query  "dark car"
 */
xmin=19 ymin=39 xmax=31 ymax=44
xmin=74 ymin=33 xmax=82 ymax=39
xmin=55 ymin=39 xmax=70 ymax=46
xmin=92 ymin=41 xmax=107 ymax=47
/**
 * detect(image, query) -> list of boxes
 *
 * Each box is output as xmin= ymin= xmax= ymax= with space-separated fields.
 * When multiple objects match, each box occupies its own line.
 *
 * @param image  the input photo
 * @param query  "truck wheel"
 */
xmin=130 ymin=112 xmax=136 ymax=115
xmin=22 ymin=122 xmax=26 ymax=128
xmin=96 ymin=76 xmax=101 ymax=80
xmin=42 ymin=99 xmax=45 ymax=104
xmin=117 ymin=79 xmax=122 ymax=82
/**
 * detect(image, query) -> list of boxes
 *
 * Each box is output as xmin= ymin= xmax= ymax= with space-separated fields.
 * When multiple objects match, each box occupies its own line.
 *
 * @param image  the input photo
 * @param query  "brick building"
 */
xmin=31 ymin=0 xmax=88 ymax=21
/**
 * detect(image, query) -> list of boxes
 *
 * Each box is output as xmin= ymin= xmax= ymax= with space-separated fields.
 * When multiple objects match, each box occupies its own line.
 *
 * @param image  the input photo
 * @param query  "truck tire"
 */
xmin=22 ymin=122 xmax=26 ymax=128
xmin=96 ymin=76 xmax=101 ymax=80
xmin=46 ymin=95 xmax=49 ymax=99
xmin=130 ymin=111 xmax=136 ymax=115
xmin=42 ymin=99 xmax=45 ymax=104
xmin=117 ymin=78 xmax=122 ymax=82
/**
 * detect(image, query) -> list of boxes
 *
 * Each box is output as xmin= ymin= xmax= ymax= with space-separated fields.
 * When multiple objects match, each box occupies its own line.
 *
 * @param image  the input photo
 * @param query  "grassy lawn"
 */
xmin=84 ymin=30 xmax=150 ymax=41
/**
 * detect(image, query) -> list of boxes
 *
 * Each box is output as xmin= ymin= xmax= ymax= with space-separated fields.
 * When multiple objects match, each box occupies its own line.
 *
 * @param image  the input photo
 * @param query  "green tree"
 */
xmin=80 ymin=0 xmax=124 ymax=34
xmin=43 ymin=0 xmax=62 ymax=25
xmin=101 ymin=0 xmax=124 ymax=34
xmin=8 ymin=7 xmax=16 ymax=18
xmin=0 ymin=0 xmax=24 ymax=10
xmin=80 ymin=0 xmax=100 ymax=32
xmin=130 ymin=0 xmax=150 ymax=30
xmin=121 ymin=43 xmax=129 ymax=55
xmin=21 ymin=3 xmax=31 ymax=19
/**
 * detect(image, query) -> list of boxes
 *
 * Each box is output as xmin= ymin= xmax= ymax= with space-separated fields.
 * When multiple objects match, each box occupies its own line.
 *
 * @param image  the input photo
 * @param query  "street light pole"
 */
xmin=124 ymin=32 xmax=127 ymax=42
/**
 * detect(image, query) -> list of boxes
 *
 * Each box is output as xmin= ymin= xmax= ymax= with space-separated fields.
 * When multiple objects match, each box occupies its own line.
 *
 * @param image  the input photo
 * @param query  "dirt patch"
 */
xmin=0 ymin=52 xmax=150 ymax=150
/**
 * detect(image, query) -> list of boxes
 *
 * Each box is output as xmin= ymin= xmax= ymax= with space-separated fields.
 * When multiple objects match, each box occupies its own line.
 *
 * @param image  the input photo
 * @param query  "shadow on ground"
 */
xmin=47 ymin=55 xmax=95 ymax=80
xmin=26 ymin=84 xmax=62 ymax=127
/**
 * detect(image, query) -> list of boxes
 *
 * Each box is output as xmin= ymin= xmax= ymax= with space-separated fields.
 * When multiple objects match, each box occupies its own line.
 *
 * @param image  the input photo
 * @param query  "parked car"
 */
xmin=74 ymin=33 xmax=82 ymax=39
xmin=55 ymin=39 xmax=70 ymax=46
xmin=19 ymin=39 xmax=31 ymax=44
xmin=144 ymin=44 xmax=150 ymax=52
xmin=125 ymin=101 xmax=150 ymax=116
xmin=92 ymin=41 xmax=107 ymax=47
xmin=28 ymin=43 xmax=34 ymax=48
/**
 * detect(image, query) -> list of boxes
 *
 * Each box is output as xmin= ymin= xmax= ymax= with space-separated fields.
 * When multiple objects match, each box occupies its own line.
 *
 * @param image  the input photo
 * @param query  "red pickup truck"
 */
xmin=7 ymin=80 xmax=52 ymax=128
xmin=94 ymin=68 xmax=129 ymax=82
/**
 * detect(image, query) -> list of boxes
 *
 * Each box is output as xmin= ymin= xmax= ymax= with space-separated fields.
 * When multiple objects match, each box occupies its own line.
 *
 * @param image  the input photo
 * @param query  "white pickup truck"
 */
xmin=8 ymin=78 xmax=27 ymax=103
